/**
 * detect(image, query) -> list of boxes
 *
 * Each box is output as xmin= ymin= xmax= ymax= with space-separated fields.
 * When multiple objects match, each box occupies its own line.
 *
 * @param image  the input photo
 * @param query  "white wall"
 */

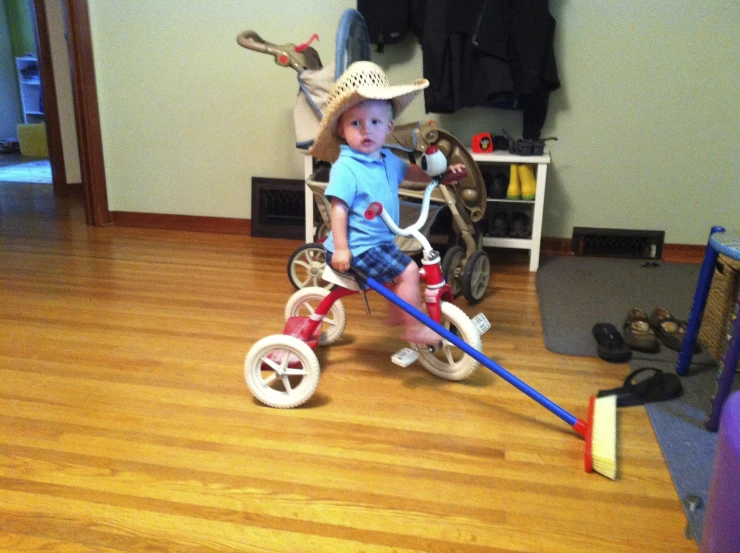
xmin=0 ymin=0 xmax=23 ymax=138
xmin=87 ymin=0 xmax=740 ymax=243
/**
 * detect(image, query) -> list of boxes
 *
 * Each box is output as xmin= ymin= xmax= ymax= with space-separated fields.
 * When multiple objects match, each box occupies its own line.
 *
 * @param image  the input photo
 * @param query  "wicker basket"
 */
xmin=699 ymin=254 xmax=740 ymax=370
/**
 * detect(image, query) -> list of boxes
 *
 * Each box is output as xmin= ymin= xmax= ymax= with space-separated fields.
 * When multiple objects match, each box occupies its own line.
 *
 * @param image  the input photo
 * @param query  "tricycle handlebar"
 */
xmin=365 ymin=173 xmax=462 ymax=254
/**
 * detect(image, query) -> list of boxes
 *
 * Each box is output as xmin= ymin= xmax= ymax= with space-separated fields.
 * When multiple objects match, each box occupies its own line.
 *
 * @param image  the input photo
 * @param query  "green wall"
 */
xmin=88 ymin=0 xmax=740 ymax=244
xmin=4 ymin=0 xmax=36 ymax=57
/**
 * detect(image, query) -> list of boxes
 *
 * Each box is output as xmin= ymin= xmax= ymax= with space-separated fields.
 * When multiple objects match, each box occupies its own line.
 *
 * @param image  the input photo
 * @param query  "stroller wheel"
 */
xmin=417 ymin=302 xmax=481 ymax=381
xmin=462 ymin=250 xmax=491 ymax=305
xmin=313 ymin=222 xmax=330 ymax=242
xmin=244 ymin=335 xmax=320 ymax=409
xmin=441 ymin=245 xmax=465 ymax=297
xmin=287 ymin=242 xmax=333 ymax=290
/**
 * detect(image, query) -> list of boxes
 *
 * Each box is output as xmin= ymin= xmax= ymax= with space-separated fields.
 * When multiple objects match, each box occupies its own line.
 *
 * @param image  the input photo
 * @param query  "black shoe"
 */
xmin=509 ymin=211 xmax=532 ymax=238
xmin=592 ymin=323 xmax=631 ymax=363
xmin=490 ymin=172 xmax=508 ymax=199
xmin=490 ymin=211 xmax=509 ymax=237
xmin=597 ymin=367 xmax=682 ymax=407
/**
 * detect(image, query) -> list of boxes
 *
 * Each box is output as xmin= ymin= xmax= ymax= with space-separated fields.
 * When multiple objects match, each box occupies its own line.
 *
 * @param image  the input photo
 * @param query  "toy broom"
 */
xmin=363 ymin=276 xmax=619 ymax=479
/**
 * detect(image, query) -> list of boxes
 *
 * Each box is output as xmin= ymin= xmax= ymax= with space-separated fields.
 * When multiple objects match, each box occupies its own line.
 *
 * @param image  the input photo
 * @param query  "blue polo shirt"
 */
xmin=323 ymin=145 xmax=408 ymax=256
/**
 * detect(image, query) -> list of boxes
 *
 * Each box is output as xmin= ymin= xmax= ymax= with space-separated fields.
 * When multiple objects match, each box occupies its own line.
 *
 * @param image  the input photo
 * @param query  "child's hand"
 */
xmin=332 ymin=248 xmax=352 ymax=273
xmin=442 ymin=163 xmax=467 ymax=185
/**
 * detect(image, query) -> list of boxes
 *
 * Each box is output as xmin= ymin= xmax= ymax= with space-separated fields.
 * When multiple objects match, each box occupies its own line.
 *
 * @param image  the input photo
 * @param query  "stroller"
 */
xmin=237 ymin=10 xmax=491 ymax=304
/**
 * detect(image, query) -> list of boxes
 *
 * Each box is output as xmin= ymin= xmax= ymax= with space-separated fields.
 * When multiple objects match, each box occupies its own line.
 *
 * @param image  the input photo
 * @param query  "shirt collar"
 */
xmin=338 ymin=144 xmax=388 ymax=164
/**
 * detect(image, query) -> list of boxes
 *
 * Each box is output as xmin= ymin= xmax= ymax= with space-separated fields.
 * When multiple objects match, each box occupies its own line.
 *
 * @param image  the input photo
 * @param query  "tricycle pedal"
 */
xmin=391 ymin=348 xmax=419 ymax=367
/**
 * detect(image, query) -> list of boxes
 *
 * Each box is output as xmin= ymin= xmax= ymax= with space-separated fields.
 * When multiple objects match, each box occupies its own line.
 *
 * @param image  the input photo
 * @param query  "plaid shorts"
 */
xmin=326 ymin=243 xmax=412 ymax=286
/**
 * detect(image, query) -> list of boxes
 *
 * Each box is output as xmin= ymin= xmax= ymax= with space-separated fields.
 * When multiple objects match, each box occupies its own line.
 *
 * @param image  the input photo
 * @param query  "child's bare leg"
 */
xmin=392 ymin=262 xmax=440 ymax=344
xmin=385 ymin=302 xmax=405 ymax=326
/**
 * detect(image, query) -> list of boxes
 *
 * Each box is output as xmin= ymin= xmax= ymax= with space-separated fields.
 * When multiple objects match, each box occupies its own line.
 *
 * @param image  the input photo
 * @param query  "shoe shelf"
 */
xmin=470 ymin=149 xmax=551 ymax=272
xmin=16 ymin=56 xmax=44 ymax=124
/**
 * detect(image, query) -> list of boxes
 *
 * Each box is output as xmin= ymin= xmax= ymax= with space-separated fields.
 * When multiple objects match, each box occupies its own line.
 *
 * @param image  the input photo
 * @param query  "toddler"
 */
xmin=309 ymin=62 xmax=464 ymax=344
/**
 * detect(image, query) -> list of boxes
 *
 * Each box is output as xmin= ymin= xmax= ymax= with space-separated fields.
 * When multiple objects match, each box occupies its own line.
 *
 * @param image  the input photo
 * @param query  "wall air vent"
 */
xmin=571 ymin=227 xmax=665 ymax=259
xmin=251 ymin=177 xmax=305 ymax=239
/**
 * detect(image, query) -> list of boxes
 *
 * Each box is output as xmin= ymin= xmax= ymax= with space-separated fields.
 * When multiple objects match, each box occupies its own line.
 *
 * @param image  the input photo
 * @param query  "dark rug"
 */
xmin=535 ymin=256 xmax=740 ymax=545
xmin=535 ymin=256 xmax=715 ymax=365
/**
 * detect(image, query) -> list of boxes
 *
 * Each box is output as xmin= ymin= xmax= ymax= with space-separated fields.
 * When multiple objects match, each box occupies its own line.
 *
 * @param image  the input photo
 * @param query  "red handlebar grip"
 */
xmin=365 ymin=202 xmax=383 ymax=220
xmin=441 ymin=168 xmax=468 ymax=185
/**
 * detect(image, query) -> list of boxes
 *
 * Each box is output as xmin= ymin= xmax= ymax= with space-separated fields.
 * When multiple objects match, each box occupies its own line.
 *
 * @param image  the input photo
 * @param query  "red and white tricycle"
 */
xmin=244 ymin=148 xmax=491 ymax=408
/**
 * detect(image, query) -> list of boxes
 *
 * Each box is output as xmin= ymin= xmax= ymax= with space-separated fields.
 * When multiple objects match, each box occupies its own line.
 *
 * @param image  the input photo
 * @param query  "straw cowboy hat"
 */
xmin=309 ymin=61 xmax=429 ymax=163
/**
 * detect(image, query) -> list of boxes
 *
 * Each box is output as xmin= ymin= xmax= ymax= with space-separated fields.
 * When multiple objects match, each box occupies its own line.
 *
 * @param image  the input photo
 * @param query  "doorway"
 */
xmin=0 ymin=0 xmax=108 ymax=226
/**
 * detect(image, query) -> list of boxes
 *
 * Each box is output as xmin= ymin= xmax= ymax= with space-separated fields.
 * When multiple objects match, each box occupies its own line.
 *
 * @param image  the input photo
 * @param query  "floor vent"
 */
xmin=251 ymin=177 xmax=305 ymax=239
xmin=572 ymin=227 xmax=664 ymax=259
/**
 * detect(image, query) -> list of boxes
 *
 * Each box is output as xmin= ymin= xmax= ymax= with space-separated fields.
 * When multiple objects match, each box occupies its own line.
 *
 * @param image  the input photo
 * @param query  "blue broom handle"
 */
xmin=363 ymin=275 xmax=579 ymax=427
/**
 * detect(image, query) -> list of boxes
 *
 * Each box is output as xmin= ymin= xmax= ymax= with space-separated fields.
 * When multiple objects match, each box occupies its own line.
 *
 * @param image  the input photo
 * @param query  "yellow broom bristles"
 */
xmin=591 ymin=394 xmax=618 ymax=479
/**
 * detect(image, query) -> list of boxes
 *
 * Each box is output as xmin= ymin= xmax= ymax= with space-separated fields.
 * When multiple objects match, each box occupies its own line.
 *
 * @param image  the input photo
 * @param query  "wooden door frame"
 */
xmin=33 ymin=0 xmax=109 ymax=225
xmin=32 ymin=0 xmax=67 ymax=197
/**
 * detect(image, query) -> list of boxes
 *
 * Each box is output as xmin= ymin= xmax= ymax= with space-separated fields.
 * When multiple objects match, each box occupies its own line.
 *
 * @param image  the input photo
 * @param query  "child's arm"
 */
xmin=404 ymin=163 xmax=433 ymax=184
xmin=404 ymin=162 xmax=467 ymax=185
xmin=329 ymin=197 xmax=352 ymax=272
xmin=443 ymin=163 xmax=467 ymax=183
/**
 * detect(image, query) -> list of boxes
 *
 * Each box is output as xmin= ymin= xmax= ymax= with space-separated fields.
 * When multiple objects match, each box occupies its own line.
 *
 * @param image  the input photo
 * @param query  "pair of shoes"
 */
xmin=505 ymin=165 xmax=536 ymax=200
xmin=648 ymin=307 xmax=700 ymax=352
xmin=597 ymin=367 xmax=683 ymax=407
xmin=623 ymin=308 xmax=659 ymax=352
xmin=592 ymin=323 xmax=631 ymax=363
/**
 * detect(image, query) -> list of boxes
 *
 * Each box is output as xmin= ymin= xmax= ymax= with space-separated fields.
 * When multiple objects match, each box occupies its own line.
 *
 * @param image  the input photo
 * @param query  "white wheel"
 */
xmin=284 ymin=287 xmax=347 ymax=346
xmin=287 ymin=242 xmax=333 ymax=290
xmin=245 ymin=335 xmax=320 ymax=408
xmin=417 ymin=302 xmax=481 ymax=381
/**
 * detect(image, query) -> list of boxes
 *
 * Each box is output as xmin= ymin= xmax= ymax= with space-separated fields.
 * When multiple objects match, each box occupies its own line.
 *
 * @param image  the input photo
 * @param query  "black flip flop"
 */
xmin=597 ymin=367 xmax=683 ymax=407
xmin=592 ymin=323 xmax=631 ymax=363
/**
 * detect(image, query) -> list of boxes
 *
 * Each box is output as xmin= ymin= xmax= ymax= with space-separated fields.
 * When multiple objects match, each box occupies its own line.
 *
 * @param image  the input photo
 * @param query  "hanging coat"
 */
xmin=413 ymin=0 xmax=560 ymax=139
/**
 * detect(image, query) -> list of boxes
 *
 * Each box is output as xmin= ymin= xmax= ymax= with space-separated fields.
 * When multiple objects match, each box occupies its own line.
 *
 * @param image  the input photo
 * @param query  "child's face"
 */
xmin=337 ymin=100 xmax=394 ymax=159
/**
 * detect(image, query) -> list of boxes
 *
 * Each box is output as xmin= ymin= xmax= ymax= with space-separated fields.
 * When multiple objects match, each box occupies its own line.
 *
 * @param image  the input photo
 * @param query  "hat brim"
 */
xmin=309 ymin=79 xmax=428 ymax=163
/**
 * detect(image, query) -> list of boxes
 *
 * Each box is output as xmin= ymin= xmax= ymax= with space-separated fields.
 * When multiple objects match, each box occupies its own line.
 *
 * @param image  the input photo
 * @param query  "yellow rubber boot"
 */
xmin=518 ymin=164 xmax=536 ymax=200
xmin=506 ymin=164 xmax=521 ymax=199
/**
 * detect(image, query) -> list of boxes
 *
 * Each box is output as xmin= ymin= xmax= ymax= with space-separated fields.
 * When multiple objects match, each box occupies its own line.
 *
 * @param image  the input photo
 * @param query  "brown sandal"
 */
xmin=648 ymin=308 xmax=699 ymax=352
xmin=623 ymin=308 xmax=659 ymax=352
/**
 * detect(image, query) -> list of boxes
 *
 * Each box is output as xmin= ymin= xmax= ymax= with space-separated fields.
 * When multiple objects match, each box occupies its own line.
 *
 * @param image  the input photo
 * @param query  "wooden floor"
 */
xmin=0 ymin=182 xmax=699 ymax=553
